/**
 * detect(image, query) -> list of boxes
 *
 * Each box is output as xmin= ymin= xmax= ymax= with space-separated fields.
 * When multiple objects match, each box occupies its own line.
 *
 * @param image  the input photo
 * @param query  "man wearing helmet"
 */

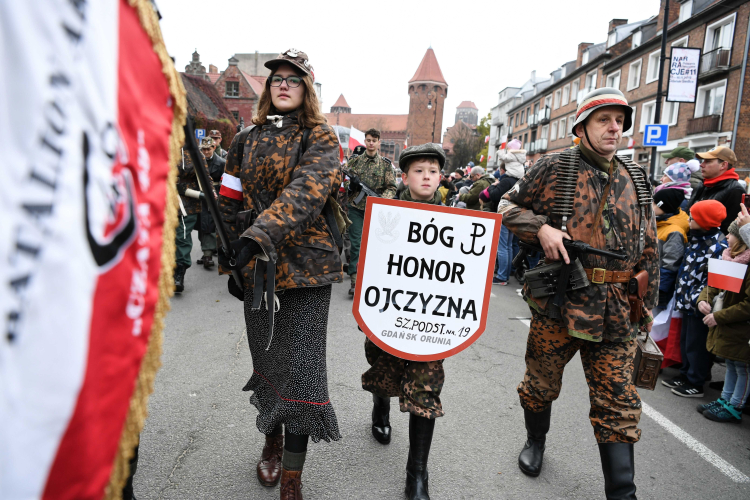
xmin=499 ymin=88 xmax=658 ymax=499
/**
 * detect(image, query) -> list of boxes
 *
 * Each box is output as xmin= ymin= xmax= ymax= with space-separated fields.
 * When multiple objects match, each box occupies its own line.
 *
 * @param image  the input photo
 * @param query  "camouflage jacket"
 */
xmin=176 ymin=148 xmax=209 ymax=216
xmin=346 ymin=152 xmax=397 ymax=210
xmin=218 ymin=110 xmax=344 ymax=290
xmin=501 ymin=146 xmax=659 ymax=342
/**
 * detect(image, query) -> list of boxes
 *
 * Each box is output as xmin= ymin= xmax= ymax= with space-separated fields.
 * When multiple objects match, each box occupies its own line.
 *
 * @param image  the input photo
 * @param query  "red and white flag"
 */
xmin=708 ymin=258 xmax=748 ymax=293
xmin=627 ymin=137 xmax=635 ymax=148
xmin=499 ymin=134 xmax=507 ymax=150
xmin=333 ymin=127 xmax=345 ymax=163
xmin=348 ymin=126 xmax=365 ymax=150
xmin=484 ymin=135 xmax=489 ymax=143
xmin=0 ymin=1 xmax=182 ymax=498
xmin=480 ymin=155 xmax=485 ymax=162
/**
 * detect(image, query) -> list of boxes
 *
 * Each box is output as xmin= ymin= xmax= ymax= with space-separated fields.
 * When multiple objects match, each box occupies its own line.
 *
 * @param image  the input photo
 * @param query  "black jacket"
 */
xmin=687 ymin=175 xmax=745 ymax=235
xmin=486 ymin=174 xmax=521 ymax=212
xmin=207 ymin=153 xmax=226 ymax=182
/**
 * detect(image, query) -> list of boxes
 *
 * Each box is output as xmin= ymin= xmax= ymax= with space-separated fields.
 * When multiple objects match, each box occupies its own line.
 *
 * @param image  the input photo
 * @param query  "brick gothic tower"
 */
xmin=406 ymin=48 xmax=448 ymax=147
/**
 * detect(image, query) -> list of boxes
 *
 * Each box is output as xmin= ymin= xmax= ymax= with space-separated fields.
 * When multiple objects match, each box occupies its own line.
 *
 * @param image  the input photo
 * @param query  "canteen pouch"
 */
xmin=633 ymin=332 xmax=663 ymax=391
xmin=524 ymin=258 xmax=590 ymax=299
xmin=627 ymin=270 xmax=649 ymax=324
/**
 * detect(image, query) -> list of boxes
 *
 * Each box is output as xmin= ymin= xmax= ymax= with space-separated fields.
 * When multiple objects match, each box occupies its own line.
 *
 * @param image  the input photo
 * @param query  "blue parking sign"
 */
xmin=195 ymin=128 xmax=206 ymax=140
xmin=643 ymin=124 xmax=669 ymax=147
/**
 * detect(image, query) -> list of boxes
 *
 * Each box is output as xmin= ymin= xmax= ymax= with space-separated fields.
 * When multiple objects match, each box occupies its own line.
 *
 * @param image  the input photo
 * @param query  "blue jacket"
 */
xmin=674 ymin=228 xmax=727 ymax=314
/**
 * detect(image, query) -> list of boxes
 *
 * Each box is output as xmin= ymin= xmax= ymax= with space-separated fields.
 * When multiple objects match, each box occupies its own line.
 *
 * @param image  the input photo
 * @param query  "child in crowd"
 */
xmin=663 ymin=200 xmax=727 ymax=398
xmin=653 ymin=188 xmax=690 ymax=311
xmin=655 ymin=161 xmax=700 ymax=210
xmin=696 ymin=221 xmax=750 ymax=422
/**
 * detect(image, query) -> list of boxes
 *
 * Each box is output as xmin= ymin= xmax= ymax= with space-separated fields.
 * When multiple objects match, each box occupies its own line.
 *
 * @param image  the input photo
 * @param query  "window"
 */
xmin=663 ymin=101 xmax=679 ymax=126
xmin=640 ymin=100 xmax=656 ymax=132
xmin=638 ymin=152 xmax=650 ymax=163
xmin=606 ymin=70 xmax=621 ymax=90
xmin=533 ymin=103 xmax=539 ymax=115
xmin=585 ymin=70 xmax=597 ymax=91
xmin=568 ymin=114 xmax=576 ymax=136
xmin=679 ymin=0 xmax=692 ymax=23
xmin=704 ymin=14 xmax=736 ymax=52
xmin=695 ymin=80 xmax=727 ymax=117
xmin=550 ymin=121 xmax=558 ymax=141
xmin=571 ymin=79 xmax=579 ymax=100
xmin=231 ymin=110 xmax=239 ymax=121
xmin=558 ymin=118 xmax=567 ymax=139
xmin=646 ymin=50 xmax=661 ymax=83
xmin=515 ymin=113 xmax=519 ymax=126
xmin=541 ymin=125 xmax=549 ymax=140
xmin=554 ymin=89 xmax=561 ymax=109
xmin=526 ymin=107 xmax=531 ymax=122
xmin=521 ymin=110 xmax=525 ymax=123
xmin=225 ymin=81 xmax=239 ymax=97
xmin=544 ymin=95 xmax=552 ymax=108
xmin=632 ymin=31 xmax=642 ymax=49
xmin=607 ymin=31 xmax=617 ymax=48
xmin=562 ymin=85 xmax=570 ymax=106
xmin=627 ymin=59 xmax=642 ymax=90
xmin=582 ymin=50 xmax=589 ymax=65
xmin=672 ymin=36 xmax=689 ymax=48
xmin=623 ymin=106 xmax=637 ymax=136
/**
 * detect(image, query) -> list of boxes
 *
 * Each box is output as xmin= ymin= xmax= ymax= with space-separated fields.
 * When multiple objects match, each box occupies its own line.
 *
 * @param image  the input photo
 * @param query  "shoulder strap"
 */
xmin=235 ymin=125 xmax=257 ymax=165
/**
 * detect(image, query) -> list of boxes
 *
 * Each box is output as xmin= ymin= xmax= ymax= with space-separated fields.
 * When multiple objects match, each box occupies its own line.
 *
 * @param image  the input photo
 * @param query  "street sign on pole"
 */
xmin=195 ymin=128 xmax=205 ymax=140
xmin=644 ymin=124 xmax=669 ymax=147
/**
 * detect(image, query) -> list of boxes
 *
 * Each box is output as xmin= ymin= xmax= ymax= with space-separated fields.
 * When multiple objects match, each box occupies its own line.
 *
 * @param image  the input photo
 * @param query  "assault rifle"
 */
xmin=343 ymin=169 xmax=381 ymax=205
xmin=515 ymin=239 xmax=627 ymax=316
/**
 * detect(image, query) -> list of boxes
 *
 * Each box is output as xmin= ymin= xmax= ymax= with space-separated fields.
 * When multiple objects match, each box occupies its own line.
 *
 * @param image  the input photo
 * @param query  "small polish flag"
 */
xmin=348 ymin=126 xmax=365 ymax=150
xmin=480 ymin=155 xmax=485 ymax=162
xmin=627 ymin=137 xmax=635 ymax=148
xmin=484 ymin=135 xmax=489 ymax=143
xmin=708 ymin=258 xmax=748 ymax=293
xmin=333 ymin=127 xmax=345 ymax=163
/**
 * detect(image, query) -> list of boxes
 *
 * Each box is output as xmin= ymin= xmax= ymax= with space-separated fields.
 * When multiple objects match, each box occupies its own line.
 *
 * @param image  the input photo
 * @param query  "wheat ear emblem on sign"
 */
xmin=375 ymin=211 xmax=400 ymax=243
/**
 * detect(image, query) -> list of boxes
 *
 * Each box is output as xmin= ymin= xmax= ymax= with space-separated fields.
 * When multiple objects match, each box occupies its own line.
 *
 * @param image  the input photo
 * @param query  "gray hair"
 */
xmin=470 ymin=166 xmax=485 ymax=177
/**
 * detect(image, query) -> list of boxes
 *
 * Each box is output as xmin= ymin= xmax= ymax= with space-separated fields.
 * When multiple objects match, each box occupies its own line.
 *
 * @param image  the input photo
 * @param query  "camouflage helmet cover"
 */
xmin=571 ymin=87 xmax=632 ymax=137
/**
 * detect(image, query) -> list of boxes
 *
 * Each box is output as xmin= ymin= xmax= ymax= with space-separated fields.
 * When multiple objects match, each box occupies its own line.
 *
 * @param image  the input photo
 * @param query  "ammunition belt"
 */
xmin=584 ymin=267 xmax=632 ymax=284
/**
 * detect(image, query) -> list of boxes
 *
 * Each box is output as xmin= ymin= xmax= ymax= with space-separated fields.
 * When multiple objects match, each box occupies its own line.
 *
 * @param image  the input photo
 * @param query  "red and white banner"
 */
xmin=0 ymin=1 xmax=179 ymax=498
xmin=348 ymin=126 xmax=365 ymax=150
xmin=708 ymin=258 xmax=748 ymax=293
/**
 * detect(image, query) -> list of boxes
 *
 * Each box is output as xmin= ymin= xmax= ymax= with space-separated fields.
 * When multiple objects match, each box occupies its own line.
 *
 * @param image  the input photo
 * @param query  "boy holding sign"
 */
xmin=361 ymin=143 xmax=446 ymax=500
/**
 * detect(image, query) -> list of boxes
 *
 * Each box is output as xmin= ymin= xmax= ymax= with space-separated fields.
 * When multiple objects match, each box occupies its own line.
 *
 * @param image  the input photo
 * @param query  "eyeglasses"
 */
xmin=269 ymin=75 xmax=302 ymax=88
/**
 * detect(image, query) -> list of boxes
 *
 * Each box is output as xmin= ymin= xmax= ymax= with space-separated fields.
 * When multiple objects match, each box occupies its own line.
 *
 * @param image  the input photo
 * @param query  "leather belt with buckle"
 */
xmin=585 ymin=268 xmax=632 ymax=284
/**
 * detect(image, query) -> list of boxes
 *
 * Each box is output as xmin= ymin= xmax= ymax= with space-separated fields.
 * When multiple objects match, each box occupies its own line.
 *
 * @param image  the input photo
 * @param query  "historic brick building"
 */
xmin=406 ymin=48 xmax=448 ymax=147
xmin=213 ymin=56 xmax=265 ymax=124
xmin=455 ymin=101 xmax=478 ymax=126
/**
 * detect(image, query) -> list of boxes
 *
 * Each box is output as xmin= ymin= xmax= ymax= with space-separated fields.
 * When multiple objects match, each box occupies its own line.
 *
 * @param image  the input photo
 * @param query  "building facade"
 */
xmin=455 ymin=101 xmax=478 ymax=126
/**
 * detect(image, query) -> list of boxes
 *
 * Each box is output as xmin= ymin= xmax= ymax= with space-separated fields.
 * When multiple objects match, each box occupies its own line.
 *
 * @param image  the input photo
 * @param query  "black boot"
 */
xmin=122 ymin=444 xmax=138 ymax=500
xmin=174 ymin=265 xmax=186 ymax=293
xmin=598 ymin=442 xmax=636 ymax=500
xmin=371 ymin=394 xmax=392 ymax=444
xmin=405 ymin=414 xmax=435 ymax=500
xmin=518 ymin=407 xmax=551 ymax=477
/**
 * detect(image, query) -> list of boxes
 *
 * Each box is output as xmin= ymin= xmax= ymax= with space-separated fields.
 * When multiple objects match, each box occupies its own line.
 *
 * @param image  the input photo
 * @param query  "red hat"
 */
xmin=690 ymin=200 xmax=726 ymax=230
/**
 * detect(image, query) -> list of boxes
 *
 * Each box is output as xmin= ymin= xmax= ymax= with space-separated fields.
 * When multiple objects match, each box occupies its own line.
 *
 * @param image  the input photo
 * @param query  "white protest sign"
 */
xmin=667 ymin=47 xmax=701 ymax=103
xmin=353 ymin=197 xmax=502 ymax=361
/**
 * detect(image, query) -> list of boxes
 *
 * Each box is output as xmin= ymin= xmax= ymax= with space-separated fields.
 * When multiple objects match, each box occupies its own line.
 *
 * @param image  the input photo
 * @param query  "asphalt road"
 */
xmin=136 ymin=237 xmax=750 ymax=499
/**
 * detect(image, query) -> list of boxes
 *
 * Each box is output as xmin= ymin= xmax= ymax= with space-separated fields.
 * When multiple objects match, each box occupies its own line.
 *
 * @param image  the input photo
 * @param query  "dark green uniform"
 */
xmin=346 ymin=152 xmax=397 ymax=281
xmin=361 ymin=188 xmax=446 ymax=419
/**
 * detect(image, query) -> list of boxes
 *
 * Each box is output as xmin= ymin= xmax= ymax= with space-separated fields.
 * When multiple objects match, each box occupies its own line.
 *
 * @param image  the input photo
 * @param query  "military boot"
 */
xmin=371 ymin=394 xmax=392 ymax=444
xmin=174 ymin=265 xmax=186 ymax=293
xmin=348 ymin=273 xmax=357 ymax=297
xmin=203 ymin=253 xmax=215 ymax=269
xmin=257 ymin=434 xmax=284 ymax=486
xmin=598 ymin=442 xmax=636 ymax=500
xmin=279 ymin=468 xmax=303 ymax=500
xmin=405 ymin=414 xmax=435 ymax=500
xmin=518 ymin=407 xmax=551 ymax=477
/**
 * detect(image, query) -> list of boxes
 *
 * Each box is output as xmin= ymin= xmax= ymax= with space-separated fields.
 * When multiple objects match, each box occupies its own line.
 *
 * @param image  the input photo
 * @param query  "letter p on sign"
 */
xmin=644 ymin=124 xmax=669 ymax=147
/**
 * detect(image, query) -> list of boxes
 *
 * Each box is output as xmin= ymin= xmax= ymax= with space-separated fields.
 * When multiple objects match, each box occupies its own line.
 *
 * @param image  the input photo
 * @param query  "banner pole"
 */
xmin=649 ymin=0 xmax=670 ymax=183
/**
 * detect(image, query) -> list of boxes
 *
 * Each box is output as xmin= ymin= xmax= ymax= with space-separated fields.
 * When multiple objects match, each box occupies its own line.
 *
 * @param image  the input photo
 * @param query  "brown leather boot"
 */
xmin=279 ymin=468 xmax=303 ymax=500
xmin=257 ymin=434 xmax=283 ymax=487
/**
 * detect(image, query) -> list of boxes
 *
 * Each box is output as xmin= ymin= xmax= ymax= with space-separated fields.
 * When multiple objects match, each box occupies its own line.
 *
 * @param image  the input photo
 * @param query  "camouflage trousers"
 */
xmin=362 ymin=339 xmax=445 ymax=419
xmin=518 ymin=312 xmax=642 ymax=443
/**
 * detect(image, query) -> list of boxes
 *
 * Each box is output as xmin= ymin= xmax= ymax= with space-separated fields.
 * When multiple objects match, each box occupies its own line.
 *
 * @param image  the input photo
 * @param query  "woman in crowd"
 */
xmin=217 ymin=49 xmax=343 ymax=499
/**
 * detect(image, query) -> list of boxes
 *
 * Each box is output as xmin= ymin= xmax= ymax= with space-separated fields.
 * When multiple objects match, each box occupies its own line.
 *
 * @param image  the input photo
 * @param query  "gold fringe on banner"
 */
xmin=103 ymin=0 xmax=186 ymax=498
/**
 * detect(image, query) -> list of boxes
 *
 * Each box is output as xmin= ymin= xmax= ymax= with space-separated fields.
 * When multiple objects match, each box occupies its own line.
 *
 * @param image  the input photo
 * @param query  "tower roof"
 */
xmin=332 ymin=94 xmax=350 ymax=108
xmin=409 ymin=48 xmax=447 ymax=85
xmin=457 ymin=101 xmax=477 ymax=110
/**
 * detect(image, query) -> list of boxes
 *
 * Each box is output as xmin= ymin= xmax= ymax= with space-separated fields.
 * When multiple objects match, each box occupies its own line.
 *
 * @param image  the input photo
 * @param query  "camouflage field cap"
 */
xmin=264 ymin=48 xmax=315 ymax=81
xmin=199 ymin=137 xmax=214 ymax=148
xmin=399 ymin=143 xmax=446 ymax=170
xmin=571 ymin=87 xmax=632 ymax=137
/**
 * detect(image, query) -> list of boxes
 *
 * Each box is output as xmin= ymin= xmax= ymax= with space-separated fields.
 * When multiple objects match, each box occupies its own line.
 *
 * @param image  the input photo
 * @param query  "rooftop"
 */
xmin=409 ymin=48 xmax=447 ymax=85
xmin=457 ymin=101 xmax=478 ymax=110
xmin=332 ymin=94 xmax=350 ymax=109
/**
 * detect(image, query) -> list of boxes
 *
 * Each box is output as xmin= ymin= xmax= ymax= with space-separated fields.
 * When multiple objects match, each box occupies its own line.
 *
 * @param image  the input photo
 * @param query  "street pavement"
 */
xmin=136 ymin=236 xmax=750 ymax=499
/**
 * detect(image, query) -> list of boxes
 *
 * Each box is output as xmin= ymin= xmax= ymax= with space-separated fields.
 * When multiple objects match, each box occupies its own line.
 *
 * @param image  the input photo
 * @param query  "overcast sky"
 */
xmin=158 ymin=0 xmax=659 ymax=129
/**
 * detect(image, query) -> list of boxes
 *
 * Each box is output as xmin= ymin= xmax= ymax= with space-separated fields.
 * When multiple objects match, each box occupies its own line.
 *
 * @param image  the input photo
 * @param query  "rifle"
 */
xmin=518 ymin=239 xmax=627 ymax=315
xmin=184 ymin=117 xmax=244 ymax=289
xmin=342 ymin=168 xmax=381 ymax=205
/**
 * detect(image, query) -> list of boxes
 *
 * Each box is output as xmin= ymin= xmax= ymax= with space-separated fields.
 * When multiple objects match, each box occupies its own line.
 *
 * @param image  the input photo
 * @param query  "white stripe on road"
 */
xmin=641 ymin=402 xmax=750 ymax=483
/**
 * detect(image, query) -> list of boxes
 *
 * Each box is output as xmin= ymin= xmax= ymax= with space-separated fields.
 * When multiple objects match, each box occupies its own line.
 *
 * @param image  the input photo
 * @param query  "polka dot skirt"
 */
xmin=242 ymin=284 xmax=341 ymax=443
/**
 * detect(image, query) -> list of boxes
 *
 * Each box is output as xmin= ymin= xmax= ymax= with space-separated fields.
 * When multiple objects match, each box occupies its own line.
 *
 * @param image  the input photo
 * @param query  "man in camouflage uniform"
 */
xmin=174 ymin=138 xmax=215 ymax=292
xmin=499 ymin=88 xmax=658 ymax=499
xmin=345 ymin=128 xmax=397 ymax=296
